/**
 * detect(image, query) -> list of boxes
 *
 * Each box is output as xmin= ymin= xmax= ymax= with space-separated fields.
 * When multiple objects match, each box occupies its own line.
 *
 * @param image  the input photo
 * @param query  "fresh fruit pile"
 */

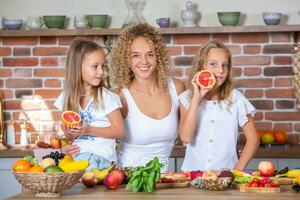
xmin=245 ymin=178 xmax=278 ymax=188
xmin=61 ymin=111 xmax=81 ymax=127
xmin=197 ymin=70 xmax=216 ymax=89
xmin=257 ymin=130 xmax=288 ymax=145
xmin=81 ymin=162 xmax=117 ymax=188
xmin=37 ymin=138 xmax=69 ymax=149
xmin=12 ymin=154 xmax=89 ymax=173
xmin=42 ymin=151 xmax=65 ymax=165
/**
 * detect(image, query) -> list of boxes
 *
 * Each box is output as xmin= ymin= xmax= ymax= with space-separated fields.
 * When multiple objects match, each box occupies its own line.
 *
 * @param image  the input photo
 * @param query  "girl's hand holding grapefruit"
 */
xmin=191 ymin=70 xmax=216 ymax=102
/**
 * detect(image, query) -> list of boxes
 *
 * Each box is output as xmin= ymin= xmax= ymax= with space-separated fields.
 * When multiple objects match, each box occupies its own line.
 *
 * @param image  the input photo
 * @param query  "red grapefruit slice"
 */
xmin=197 ymin=70 xmax=216 ymax=89
xmin=61 ymin=111 xmax=81 ymax=126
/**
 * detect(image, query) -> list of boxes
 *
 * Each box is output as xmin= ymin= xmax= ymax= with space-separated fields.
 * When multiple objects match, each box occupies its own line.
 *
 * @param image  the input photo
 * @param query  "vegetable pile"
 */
xmin=126 ymin=157 xmax=163 ymax=192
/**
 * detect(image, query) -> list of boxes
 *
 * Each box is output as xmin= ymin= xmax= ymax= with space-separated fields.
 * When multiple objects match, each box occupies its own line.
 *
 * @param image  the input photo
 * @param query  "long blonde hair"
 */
xmin=190 ymin=40 xmax=234 ymax=102
xmin=111 ymin=23 xmax=170 ymax=93
xmin=63 ymin=37 xmax=107 ymax=112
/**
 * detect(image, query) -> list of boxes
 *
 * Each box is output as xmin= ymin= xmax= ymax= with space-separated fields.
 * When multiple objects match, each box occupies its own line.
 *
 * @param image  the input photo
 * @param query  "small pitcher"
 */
xmin=156 ymin=17 xmax=170 ymax=28
xmin=27 ymin=15 xmax=43 ymax=29
xmin=74 ymin=15 xmax=89 ymax=29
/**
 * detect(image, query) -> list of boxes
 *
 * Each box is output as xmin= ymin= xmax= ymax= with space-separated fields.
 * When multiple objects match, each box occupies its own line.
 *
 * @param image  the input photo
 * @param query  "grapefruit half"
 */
xmin=61 ymin=111 xmax=81 ymax=127
xmin=197 ymin=70 xmax=216 ymax=89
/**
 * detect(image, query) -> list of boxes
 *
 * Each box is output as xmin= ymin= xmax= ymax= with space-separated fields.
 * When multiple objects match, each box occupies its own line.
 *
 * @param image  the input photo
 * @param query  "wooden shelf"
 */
xmin=0 ymin=25 xmax=300 ymax=37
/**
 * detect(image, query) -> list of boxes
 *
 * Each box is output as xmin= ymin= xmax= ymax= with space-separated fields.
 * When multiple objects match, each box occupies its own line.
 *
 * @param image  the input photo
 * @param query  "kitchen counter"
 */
xmin=1 ymin=144 xmax=300 ymax=158
xmin=8 ymin=184 xmax=300 ymax=200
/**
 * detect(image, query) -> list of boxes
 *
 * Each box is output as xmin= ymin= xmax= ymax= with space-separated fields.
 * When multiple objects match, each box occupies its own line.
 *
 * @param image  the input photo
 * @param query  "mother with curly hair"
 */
xmin=112 ymin=23 xmax=185 ymax=172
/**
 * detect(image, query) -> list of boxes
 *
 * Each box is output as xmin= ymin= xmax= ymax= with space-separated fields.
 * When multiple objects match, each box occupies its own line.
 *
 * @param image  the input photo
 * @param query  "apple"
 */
xmin=50 ymin=138 xmax=61 ymax=149
xmin=190 ymin=170 xmax=203 ymax=180
xmin=258 ymin=161 xmax=275 ymax=177
xmin=110 ymin=169 xmax=125 ymax=185
xmin=202 ymin=170 xmax=218 ymax=179
xmin=82 ymin=171 xmax=99 ymax=187
xmin=40 ymin=158 xmax=56 ymax=169
xmin=103 ymin=173 xmax=120 ymax=189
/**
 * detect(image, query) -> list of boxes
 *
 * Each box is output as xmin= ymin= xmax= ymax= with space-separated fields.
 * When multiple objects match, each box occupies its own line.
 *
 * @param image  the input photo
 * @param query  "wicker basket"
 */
xmin=192 ymin=177 xmax=233 ymax=191
xmin=13 ymin=170 xmax=84 ymax=197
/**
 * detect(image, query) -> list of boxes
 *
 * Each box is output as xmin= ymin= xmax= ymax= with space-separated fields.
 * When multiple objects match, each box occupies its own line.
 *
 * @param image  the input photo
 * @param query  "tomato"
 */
xmin=12 ymin=159 xmax=32 ymax=172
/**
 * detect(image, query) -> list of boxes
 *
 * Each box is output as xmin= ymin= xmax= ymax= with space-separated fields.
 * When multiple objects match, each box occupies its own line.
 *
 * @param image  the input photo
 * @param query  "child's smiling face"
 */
xmin=204 ymin=48 xmax=230 ymax=87
xmin=81 ymin=49 xmax=106 ymax=88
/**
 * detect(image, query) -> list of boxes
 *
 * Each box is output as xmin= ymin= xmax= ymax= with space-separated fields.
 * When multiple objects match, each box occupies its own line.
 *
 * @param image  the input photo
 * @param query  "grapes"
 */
xmin=42 ymin=151 xmax=65 ymax=165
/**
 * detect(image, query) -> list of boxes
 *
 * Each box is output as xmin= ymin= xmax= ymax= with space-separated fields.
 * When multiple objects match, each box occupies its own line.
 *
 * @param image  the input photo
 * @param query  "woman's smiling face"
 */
xmin=129 ymin=36 xmax=157 ymax=79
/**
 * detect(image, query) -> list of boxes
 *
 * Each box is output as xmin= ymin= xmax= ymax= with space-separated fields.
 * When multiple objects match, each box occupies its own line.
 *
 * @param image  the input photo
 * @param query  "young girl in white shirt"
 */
xmin=54 ymin=38 xmax=124 ymax=170
xmin=179 ymin=40 xmax=259 ymax=171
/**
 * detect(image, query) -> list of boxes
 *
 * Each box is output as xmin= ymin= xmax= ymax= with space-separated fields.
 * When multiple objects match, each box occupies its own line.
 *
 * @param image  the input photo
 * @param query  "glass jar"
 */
xmin=122 ymin=0 xmax=146 ymax=28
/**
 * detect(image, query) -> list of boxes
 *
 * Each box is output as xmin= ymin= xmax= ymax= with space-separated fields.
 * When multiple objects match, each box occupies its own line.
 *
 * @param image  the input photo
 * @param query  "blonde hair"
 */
xmin=189 ymin=40 xmax=234 ymax=102
xmin=111 ymin=23 xmax=170 ymax=92
xmin=63 ymin=37 xmax=108 ymax=112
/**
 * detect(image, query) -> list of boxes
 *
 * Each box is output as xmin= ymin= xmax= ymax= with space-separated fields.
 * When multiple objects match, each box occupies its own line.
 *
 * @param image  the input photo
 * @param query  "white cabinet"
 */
xmin=0 ymin=158 xmax=22 ymax=200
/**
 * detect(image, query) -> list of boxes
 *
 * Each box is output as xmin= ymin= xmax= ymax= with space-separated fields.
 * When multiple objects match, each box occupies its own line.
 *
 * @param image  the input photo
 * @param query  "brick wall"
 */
xmin=0 ymin=32 xmax=300 ymax=143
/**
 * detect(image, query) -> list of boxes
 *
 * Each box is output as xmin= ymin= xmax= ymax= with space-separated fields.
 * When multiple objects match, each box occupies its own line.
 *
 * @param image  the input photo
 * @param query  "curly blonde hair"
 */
xmin=112 ymin=23 xmax=170 ymax=92
xmin=189 ymin=40 xmax=234 ymax=102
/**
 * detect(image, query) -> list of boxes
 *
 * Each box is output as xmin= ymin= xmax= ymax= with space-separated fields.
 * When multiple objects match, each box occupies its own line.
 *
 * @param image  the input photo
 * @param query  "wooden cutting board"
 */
xmin=270 ymin=177 xmax=293 ymax=185
xmin=239 ymin=185 xmax=281 ymax=193
xmin=156 ymin=181 xmax=190 ymax=189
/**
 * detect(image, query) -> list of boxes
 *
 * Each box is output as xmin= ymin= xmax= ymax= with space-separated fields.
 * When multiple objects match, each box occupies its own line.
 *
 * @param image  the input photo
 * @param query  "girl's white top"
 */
xmin=179 ymin=89 xmax=256 ymax=171
xmin=54 ymin=88 xmax=122 ymax=162
xmin=118 ymin=78 xmax=179 ymax=172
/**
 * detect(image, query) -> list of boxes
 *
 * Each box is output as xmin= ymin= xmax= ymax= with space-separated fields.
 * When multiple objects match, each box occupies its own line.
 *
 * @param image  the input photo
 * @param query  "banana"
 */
xmin=60 ymin=160 xmax=90 ymax=172
xmin=231 ymin=169 xmax=251 ymax=177
xmin=276 ymin=170 xmax=300 ymax=178
xmin=92 ymin=162 xmax=116 ymax=183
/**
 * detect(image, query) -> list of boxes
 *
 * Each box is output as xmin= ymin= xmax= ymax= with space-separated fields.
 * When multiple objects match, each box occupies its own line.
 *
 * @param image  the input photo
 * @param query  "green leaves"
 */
xmin=125 ymin=157 xmax=164 ymax=192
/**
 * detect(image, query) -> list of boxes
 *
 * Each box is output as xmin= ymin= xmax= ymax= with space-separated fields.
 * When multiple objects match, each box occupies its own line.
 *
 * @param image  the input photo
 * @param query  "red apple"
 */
xmin=190 ymin=170 xmax=203 ymax=180
xmin=50 ymin=138 xmax=61 ymax=149
xmin=82 ymin=171 xmax=99 ymax=187
xmin=103 ymin=173 xmax=120 ymax=189
xmin=258 ymin=161 xmax=275 ymax=177
xmin=110 ymin=169 xmax=125 ymax=185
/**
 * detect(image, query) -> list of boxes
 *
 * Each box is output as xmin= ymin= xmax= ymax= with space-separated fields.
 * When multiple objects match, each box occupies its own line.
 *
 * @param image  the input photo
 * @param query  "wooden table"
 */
xmin=8 ymin=184 xmax=300 ymax=200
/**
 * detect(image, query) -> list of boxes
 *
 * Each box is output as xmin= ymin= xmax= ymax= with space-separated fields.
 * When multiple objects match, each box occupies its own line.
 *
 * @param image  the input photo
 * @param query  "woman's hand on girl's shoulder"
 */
xmin=172 ymin=78 xmax=186 ymax=95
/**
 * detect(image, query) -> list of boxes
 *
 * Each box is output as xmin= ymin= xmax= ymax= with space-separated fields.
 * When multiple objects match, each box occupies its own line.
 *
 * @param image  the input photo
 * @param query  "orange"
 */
xmin=12 ymin=159 xmax=32 ymax=172
xmin=61 ymin=111 xmax=81 ymax=127
xmin=28 ymin=166 xmax=44 ymax=173
xmin=274 ymin=131 xmax=288 ymax=144
xmin=197 ymin=70 xmax=216 ymax=89
xmin=257 ymin=130 xmax=265 ymax=144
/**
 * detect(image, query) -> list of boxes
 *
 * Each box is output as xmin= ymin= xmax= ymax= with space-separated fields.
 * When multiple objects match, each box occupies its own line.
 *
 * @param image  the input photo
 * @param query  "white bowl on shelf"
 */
xmin=263 ymin=12 xmax=282 ymax=25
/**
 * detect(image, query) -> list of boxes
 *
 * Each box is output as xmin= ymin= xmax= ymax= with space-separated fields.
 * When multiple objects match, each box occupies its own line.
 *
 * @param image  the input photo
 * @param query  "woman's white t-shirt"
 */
xmin=118 ymin=78 xmax=179 ymax=172
xmin=54 ymin=88 xmax=122 ymax=162
xmin=179 ymin=89 xmax=256 ymax=171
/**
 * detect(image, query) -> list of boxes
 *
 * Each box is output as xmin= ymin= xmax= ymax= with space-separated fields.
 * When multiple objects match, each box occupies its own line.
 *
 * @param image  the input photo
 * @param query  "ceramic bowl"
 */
xmin=43 ymin=15 xmax=66 ymax=29
xmin=263 ymin=12 xmax=282 ymax=25
xmin=3 ymin=19 xmax=23 ymax=30
xmin=217 ymin=12 xmax=241 ymax=26
xmin=86 ymin=15 xmax=108 ymax=28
